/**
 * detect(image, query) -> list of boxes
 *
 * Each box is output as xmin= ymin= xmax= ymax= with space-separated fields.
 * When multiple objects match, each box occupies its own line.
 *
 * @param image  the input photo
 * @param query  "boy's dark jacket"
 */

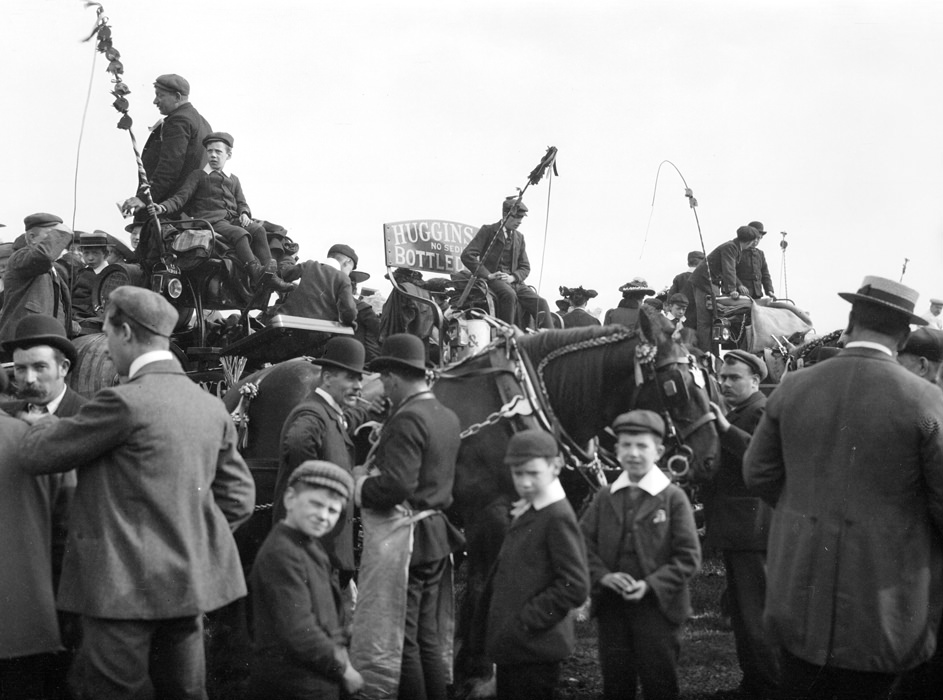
xmin=484 ymin=498 xmax=589 ymax=664
xmin=580 ymin=480 xmax=701 ymax=625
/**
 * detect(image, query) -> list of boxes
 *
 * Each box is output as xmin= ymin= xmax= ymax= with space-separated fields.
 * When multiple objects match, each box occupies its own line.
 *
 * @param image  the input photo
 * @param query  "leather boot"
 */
xmin=245 ymin=260 xmax=266 ymax=289
xmin=266 ymin=275 xmax=295 ymax=294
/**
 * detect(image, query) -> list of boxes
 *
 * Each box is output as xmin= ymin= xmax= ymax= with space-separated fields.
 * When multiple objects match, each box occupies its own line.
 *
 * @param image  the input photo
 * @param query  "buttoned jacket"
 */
xmin=18 ymin=358 xmax=255 ymax=619
xmin=744 ymin=347 xmax=943 ymax=672
xmin=0 ymin=229 xmax=73 ymax=344
xmin=159 ymin=168 xmax=252 ymax=224
xmin=702 ymin=390 xmax=770 ymax=551
xmin=461 ymin=223 xmax=530 ymax=283
xmin=580 ymin=480 xmax=701 ymax=625
xmin=140 ymin=102 xmax=212 ymax=203
xmin=736 ymin=248 xmax=774 ymax=298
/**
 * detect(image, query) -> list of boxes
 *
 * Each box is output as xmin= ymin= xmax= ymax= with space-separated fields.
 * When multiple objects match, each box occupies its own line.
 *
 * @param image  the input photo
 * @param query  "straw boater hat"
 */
xmin=838 ymin=275 xmax=926 ymax=326
xmin=311 ymin=337 xmax=366 ymax=376
xmin=2 ymin=315 xmax=78 ymax=367
xmin=619 ymin=277 xmax=655 ymax=296
xmin=368 ymin=333 xmax=429 ymax=374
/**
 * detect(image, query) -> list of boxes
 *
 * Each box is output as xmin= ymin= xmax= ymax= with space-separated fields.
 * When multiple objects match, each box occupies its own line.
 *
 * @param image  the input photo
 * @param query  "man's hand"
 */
xmin=730 ymin=290 xmax=740 ymax=300
xmin=710 ymin=402 xmax=730 ymax=433
xmin=146 ymin=203 xmax=165 ymax=217
xmin=238 ymin=213 xmax=251 ymax=227
xmin=342 ymin=664 xmax=364 ymax=695
xmin=489 ymin=272 xmax=514 ymax=283
xmin=622 ymin=578 xmax=649 ymax=602
xmin=121 ymin=197 xmax=144 ymax=216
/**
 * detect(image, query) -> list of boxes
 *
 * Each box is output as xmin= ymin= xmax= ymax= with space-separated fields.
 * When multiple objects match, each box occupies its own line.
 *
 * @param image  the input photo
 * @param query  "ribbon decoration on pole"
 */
xmin=456 ymin=147 xmax=559 ymax=308
xmin=82 ymin=1 xmax=166 ymax=257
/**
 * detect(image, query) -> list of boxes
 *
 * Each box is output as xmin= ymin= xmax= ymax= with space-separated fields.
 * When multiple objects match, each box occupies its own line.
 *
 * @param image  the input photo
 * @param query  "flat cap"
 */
xmin=723 ymin=349 xmax=768 ymax=380
xmin=24 ymin=213 xmax=64 ymax=230
xmin=107 ymin=286 xmax=179 ymax=337
xmin=931 ymin=298 xmax=943 ymax=306
xmin=502 ymin=197 xmax=528 ymax=215
xmin=668 ymin=293 xmax=689 ymax=306
xmin=154 ymin=74 xmax=190 ymax=96
xmin=288 ymin=460 xmax=354 ymax=502
xmin=900 ymin=328 xmax=943 ymax=363
xmin=203 ymin=131 xmax=234 ymax=149
xmin=504 ymin=429 xmax=559 ymax=465
xmin=736 ymin=225 xmax=759 ymax=242
xmin=612 ymin=410 xmax=665 ymax=438
xmin=327 ymin=243 xmax=358 ymax=269
xmin=687 ymin=250 xmax=705 ymax=264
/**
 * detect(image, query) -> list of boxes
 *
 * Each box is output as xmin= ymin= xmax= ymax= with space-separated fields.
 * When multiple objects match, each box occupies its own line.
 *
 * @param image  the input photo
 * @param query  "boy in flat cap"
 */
xmin=580 ymin=410 xmax=701 ymax=700
xmin=122 ymin=74 xmax=212 ymax=215
xmin=149 ymin=132 xmax=292 ymax=293
xmin=248 ymin=461 xmax=365 ymax=700
xmin=483 ymin=429 xmax=589 ymax=700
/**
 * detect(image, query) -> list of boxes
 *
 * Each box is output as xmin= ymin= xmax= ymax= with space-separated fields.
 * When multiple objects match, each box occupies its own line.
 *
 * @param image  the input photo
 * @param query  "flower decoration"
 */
xmin=82 ymin=2 xmax=133 ymax=130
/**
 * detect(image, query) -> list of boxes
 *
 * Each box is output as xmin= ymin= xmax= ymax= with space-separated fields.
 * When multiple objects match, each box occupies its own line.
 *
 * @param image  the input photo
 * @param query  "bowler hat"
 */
xmin=748 ymin=221 xmax=767 ymax=235
xmin=312 ymin=337 xmax=366 ymax=376
xmin=900 ymin=327 xmax=943 ymax=363
xmin=107 ymin=286 xmax=179 ymax=337
xmin=327 ymin=243 xmax=358 ymax=269
xmin=24 ymin=213 xmax=64 ymax=230
xmin=124 ymin=222 xmax=143 ymax=235
xmin=349 ymin=270 xmax=371 ymax=285
xmin=154 ymin=74 xmax=190 ymax=96
xmin=668 ymin=293 xmax=689 ymax=306
xmin=612 ymin=409 xmax=665 ymax=438
xmin=203 ymin=132 xmax=234 ymax=149
xmin=2 ymin=315 xmax=77 ymax=368
xmin=368 ymin=333 xmax=429 ymax=374
xmin=618 ymin=277 xmax=654 ymax=296
xmin=504 ymin=429 xmax=559 ymax=465
xmin=838 ymin=276 xmax=926 ymax=326
xmin=78 ymin=231 xmax=109 ymax=248
xmin=287 ymin=460 xmax=354 ymax=502
xmin=723 ymin=349 xmax=768 ymax=380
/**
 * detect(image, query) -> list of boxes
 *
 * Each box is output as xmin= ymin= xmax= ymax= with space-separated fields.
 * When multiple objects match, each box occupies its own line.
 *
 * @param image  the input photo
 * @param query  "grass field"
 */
xmin=206 ymin=554 xmax=741 ymax=699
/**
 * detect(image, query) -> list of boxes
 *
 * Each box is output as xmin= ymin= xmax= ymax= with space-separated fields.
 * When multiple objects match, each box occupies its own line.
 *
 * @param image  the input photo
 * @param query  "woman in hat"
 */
xmin=603 ymin=278 xmax=654 ymax=328
xmin=561 ymin=286 xmax=601 ymax=328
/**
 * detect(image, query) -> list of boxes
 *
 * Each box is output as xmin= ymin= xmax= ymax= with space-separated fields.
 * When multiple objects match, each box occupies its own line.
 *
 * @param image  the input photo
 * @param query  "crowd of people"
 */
xmin=3 ymin=71 xmax=943 ymax=700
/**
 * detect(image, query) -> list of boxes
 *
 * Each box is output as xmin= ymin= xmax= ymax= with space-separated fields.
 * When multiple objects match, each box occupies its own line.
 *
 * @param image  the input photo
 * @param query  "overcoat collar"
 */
xmin=127 ymin=357 xmax=185 ymax=382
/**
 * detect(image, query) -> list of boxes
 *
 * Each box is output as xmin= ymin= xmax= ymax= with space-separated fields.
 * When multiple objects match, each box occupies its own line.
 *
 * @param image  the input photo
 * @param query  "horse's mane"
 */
xmin=516 ymin=324 xmax=637 ymax=364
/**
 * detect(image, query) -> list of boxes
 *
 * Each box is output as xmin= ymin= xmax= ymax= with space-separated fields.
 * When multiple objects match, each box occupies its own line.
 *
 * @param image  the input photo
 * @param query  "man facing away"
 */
xmin=269 ymin=243 xmax=359 ymax=326
xmin=461 ymin=196 xmax=553 ymax=330
xmin=736 ymin=221 xmax=775 ymax=300
xmin=744 ymin=275 xmax=943 ymax=700
xmin=16 ymin=286 xmax=255 ymax=700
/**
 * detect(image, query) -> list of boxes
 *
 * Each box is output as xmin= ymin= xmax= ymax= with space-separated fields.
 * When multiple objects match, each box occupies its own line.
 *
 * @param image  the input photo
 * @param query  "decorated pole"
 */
xmin=456 ymin=146 xmax=559 ymax=308
xmin=81 ymin=1 xmax=166 ymax=258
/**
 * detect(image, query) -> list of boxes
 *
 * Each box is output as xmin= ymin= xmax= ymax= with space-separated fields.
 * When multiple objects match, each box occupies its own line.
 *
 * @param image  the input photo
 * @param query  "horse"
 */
xmin=434 ymin=306 xmax=719 ymax=693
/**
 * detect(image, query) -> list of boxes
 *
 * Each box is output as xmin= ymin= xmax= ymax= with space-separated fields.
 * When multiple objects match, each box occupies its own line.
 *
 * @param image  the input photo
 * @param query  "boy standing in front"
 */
xmin=580 ymin=410 xmax=701 ymax=700
xmin=247 ymin=461 xmax=364 ymax=700
xmin=484 ymin=429 xmax=590 ymax=700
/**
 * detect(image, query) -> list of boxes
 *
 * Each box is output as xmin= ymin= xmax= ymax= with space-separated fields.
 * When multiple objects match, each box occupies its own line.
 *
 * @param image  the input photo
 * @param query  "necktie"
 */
xmin=28 ymin=403 xmax=49 ymax=415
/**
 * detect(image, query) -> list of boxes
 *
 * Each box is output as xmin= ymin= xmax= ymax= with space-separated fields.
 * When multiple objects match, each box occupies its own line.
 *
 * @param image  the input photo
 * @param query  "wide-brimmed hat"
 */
xmin=838 ymin=275 xmax=926 ymax=325
xmin=349 ymin=270 xmax=371 ymax=285
xmin=618 ymin=277 xmax=654 ymax=296
xmin=312 ymin=337 xmax=366 ymax=376
xmin=104 ymin=233 xmax=134 ymax=260
xmin=78 ymin=231 xmax=109 ymax=248
xmin=2 ymin=315 xmax=77 ymax=368
xmin=368 ymin=333 xmax=429 ymax=374
xmin=560 ymin=285 xmax=598 ymax=301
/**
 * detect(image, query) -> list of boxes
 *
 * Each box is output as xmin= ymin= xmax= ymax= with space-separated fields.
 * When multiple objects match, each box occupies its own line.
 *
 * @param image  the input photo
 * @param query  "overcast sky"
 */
xmin=2 ymin=0 xmax=940 ymax=331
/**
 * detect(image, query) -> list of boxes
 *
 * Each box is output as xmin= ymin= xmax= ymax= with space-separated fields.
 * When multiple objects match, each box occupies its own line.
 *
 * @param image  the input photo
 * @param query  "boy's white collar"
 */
xmin=510 ymin=477 xmax=567 ymax=519
xmin=204 ymin=163 xmax=228 ymax=177
xmin=610 ymin=467 xmax=671 ymax=496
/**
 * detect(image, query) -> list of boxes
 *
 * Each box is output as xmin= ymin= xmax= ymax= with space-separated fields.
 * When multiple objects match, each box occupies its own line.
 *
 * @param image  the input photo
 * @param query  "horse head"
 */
xmin=633 ymin=306 xmax=720 ymax=482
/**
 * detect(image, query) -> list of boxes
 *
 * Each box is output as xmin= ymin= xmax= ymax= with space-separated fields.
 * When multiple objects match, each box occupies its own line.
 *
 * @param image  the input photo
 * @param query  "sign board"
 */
xmin=383 ymin=220 xmax=479 ymax=275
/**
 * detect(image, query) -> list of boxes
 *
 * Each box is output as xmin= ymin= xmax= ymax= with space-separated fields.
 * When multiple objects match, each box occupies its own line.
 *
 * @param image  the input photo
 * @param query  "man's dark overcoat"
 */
xmin=688 ymin=239 xmax=743 ymax=294
xmin=744 ymin=347 xmax=943 ymax=673
xmin=17 ymin=358 xmax=255 ymax=619
xmin=562 ymin=307 xmax=600 ymax=328
xmin=460 ymin=223 xmax=530 ymax=283
xmin=736 ymin=248 xmax=774 ymax=299
xmin=273 ymin=261 xmax=357 ymax=326
xmin=140 ymin=102 xmax=212 ymax=203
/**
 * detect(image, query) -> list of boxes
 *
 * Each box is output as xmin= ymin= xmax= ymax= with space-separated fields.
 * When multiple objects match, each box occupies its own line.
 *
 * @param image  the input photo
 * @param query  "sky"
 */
xmin=2 ymin=0 xmax=941 ymax=332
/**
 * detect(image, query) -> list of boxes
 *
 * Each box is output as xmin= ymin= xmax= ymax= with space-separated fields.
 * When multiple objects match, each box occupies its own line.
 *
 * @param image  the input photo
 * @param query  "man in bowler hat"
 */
xmin=121 ymin=74 xmax=212 ymax=215
xmin=736 ymin=221 xmax=775 ymax=300
xmin=745 ymin=276 xmax=943 ymax=700
xmin=17 ymin=286 xmax=255 ymax=699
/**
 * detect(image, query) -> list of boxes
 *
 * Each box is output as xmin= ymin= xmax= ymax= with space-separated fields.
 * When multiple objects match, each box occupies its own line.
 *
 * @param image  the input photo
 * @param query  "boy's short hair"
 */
xmin=611 ymin=410 xmax=665 ymax=441
xmin=504 ymin=429 xmax=558 ymax=466
xmin=287 ymin=460 xmax=353 ymax=502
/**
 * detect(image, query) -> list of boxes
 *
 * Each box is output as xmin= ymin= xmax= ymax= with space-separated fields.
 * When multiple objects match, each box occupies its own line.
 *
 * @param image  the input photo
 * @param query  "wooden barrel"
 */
xmin=69 ymin=333 xmax=120 ymax=399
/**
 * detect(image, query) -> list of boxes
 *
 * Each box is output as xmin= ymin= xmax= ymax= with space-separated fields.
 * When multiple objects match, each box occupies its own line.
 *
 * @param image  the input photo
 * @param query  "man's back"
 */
xmin=745 ymin=348 xmax=943 ymax=672
xmin=19 ymin=359 xmax=255 ymax=619
xmin=274 ymin=260 xmax=357 ymax=325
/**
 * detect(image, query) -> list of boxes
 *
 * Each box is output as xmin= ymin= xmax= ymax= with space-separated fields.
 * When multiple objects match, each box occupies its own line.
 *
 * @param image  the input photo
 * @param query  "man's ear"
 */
xmin=656 ymin=442 xmax=666 ymax=460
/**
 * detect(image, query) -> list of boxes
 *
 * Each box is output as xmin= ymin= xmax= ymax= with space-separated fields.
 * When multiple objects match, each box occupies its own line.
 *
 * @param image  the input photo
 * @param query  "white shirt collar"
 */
xmin=129 ymin=350 xmax=175 ymax=379
xmin=315 ymin=387 xmax=345 ymax=416
xmin=203 ymin=163 xmax=228 ymax=177
xmin=40 ymin=385 xmax=68 ymax=414
xmin=610 ymin=467 xmax=671 ymax=496
xmin=321 ymin=257 xmax=341 ymax=271
xmin=92 ymin=260 xmax=109 ymax=274
xmin=510 ymin=477 xmax=567 ymax=519
xmin=844 ymin=341 xmax=894 ymax=357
